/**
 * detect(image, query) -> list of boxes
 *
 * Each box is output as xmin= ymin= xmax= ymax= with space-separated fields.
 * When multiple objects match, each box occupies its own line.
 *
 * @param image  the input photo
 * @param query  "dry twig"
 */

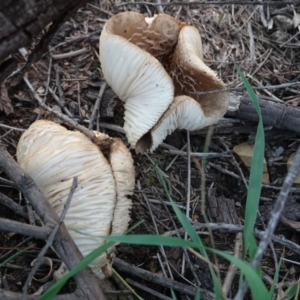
xmin=234 ymin=146 xmax=300 ymax=299
xmin=22 ymin=177 xmax=78 ymax=299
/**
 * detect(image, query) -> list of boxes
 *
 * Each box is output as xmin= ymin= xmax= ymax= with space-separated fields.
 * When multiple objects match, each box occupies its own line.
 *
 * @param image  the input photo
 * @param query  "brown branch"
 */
xmin=226 ymin=93 xmax=300 ymax=134
xmin=113 ymin=258 xmax=215 ymax=299
xmin=0 ymin=217 xmax=49 ymax=240
xmin=0 ymin=192 xmax=28 ymax=219
xmin=0 ymin=144 xmax=106 ymax=300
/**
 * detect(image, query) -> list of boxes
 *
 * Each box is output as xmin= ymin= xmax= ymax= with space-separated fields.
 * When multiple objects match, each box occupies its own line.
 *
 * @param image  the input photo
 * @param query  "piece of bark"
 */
xmin=0 ymin=57 xmax=18 ymax=84
xmin=226 ymin=92 xmax=300 ymax=134
xmin=0 ymin=0 xmax=88 ymax=62
xmin=207 ymin=188 xmax=240 ymax=226
xmin=0 ymin=0 xmax=89 ymax=83
xmin=0 ymin=144 xmax=106 ymax=300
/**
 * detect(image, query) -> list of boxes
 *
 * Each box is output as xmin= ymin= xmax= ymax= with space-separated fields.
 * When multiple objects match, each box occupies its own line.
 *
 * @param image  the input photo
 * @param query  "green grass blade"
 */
xmin=156 ymin=165 xmax=224 ymax=300
xmin=0 ymin=247 xmax=29 ymax=268
xmin=113 ymin=268 xmax=143 ymax=300
xmin=106 ymin=234 xmax=197 ymax=248
xmin=39 ymin=220 xmax=144 ymax=299
xmin=170 ymin=288 xmax=177 ymax=300
xmin=210 ymin=248 xmax=270 ymax=300
xmin=285 ymin=280 xmax=300 ymax=299
xmin=155 ymin=166 xmax=202 ymax=246
xmin=269 ymin=257 xmax=282 ymax=296
xmin=194 ymin=287 xmax=200 ymax=300
xmin=235 ymin=65 xmax=265 ymax=262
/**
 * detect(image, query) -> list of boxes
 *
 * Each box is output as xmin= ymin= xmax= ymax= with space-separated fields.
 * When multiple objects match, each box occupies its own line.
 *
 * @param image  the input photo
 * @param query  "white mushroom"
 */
xmin=17 ymin=120 xmax=135 ymax=279
xmin=99 ymin=12 xmax=230 ymax=153
xmin=136 ymin=25 xmax=230 ymax=153
xmin=99 ymin=12 xmax=184 ymax=149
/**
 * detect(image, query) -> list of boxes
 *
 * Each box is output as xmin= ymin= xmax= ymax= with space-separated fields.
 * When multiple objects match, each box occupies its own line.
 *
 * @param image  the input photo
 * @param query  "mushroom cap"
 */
xmin=17 ymin=120 xmax=135 ymax=279
xmin=99 ymin=12 xmax=183 ymax=149
xmin=136 ymin=95 xmax=219 ymax=153
xmin=100 ymin=13 xmax=229 ymax=153
xmin=169 ymin=25 xmax=230 ymax=118
xmin=135 ymin=26 xmax=230 ymax=153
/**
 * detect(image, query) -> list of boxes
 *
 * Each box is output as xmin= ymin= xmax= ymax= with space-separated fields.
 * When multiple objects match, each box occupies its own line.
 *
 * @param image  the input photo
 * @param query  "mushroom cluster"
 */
xmin=17 ymin=120 xmax=135 ymax=279
xmin=99 ymin=12 xmax=230 ymax=153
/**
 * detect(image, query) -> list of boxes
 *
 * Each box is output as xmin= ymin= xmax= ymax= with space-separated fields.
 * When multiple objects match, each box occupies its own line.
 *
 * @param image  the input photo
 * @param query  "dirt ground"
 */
xmin=1 ymin=1 xmax=300 ymax=299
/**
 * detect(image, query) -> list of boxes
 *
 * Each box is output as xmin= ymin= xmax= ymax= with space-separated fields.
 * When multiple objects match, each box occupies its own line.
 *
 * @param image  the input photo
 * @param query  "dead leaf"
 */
xmin=0 ymin=85 xmax=14 ymax=115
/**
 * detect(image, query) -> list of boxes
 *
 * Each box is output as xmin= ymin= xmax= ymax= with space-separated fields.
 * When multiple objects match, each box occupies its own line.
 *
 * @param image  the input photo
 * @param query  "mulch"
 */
xmin=1 ymin=1 xmax=300 ymax=299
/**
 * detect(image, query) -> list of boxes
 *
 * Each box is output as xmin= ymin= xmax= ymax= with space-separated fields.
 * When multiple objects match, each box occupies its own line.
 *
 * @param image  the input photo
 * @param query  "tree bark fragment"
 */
xmin=226 ymin=93 xmax=300 ymax=134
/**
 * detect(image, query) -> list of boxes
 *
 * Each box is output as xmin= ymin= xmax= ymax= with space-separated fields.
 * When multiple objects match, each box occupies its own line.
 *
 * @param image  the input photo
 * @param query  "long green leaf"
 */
xmin=0 ymin=247 xmax=29 ymax=268
xmin=236 ymin=65 xmax=265 ymax=263
xmin=194 ymin=287 xmax=200 ymax=300
xmin=106 ymin=234 xmax=196 ymax=247
xmin=210 ymin=248 xmax=270 ymax=300
xmin=156 ymin=166 xmax=224 ymax=299
xmin=285 ymin=280 xmax=300 ymax=299
xmin=39 ymin=220 xmax=144 ymax=299
xmin=106 ymin=234 xmax=270 ymax=299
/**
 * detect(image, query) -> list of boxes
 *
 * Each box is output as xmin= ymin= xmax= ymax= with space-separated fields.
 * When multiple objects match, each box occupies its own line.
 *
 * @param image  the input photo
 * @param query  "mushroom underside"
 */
xmin=17 ymin=120 xmax=135 ymax=279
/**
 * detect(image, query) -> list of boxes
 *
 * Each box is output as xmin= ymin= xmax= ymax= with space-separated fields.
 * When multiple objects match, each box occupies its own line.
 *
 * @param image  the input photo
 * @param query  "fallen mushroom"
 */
xmin=17 ymin=120 xmax=135 ymax=279
xmin=99 ymin=12 xmax=230 ymax=153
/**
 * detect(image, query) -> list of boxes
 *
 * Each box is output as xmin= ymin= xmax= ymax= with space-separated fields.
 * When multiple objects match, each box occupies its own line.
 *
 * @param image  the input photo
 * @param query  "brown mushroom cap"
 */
xmin=104 ymin=12 xmax=184 ymax=58
xmin=135 ymin=25 xmax=230 ymax=153
xmin=100 ymin=13 xmax=229 ymax=154
xmin=169 ymin=25 xmax=230 ymax=118
xmin=99 ymin=12 xmax=186 ymax=149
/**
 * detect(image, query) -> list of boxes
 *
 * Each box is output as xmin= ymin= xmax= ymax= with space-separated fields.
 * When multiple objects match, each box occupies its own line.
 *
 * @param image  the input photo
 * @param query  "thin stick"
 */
xmin=113 ymin=258 xmax=214 ymax=299
xmin=137 ymin=180 xmax=174 ymax=279
xmin=181 ymin=131 xmax=191 ymax=275
xmin=43 ymin=56 xmax=52 ymax=103
xmin=46 ymin=30 xmax=102 ymax=54
xmin=89 ymin=82 xmax=106 ymax=130
xmin=0 ymin=124 xmax=25 ymax=132
xmin=164 ymin=222 xmax=300 ymax=255
xmin=222 ymin=232 xmax=243 ymax=296
xmin=51 ymin=48 xmax=89 ymax=60
xmin=207 ymin=162 xmax=241 ymax=180
xmin=155 ymin=0 xmax=164 ymax=13
xmin=234 ymin=145 xmax=300 ymax=300
xmin=166 ymin=149 xmax=232 ymax=158
xmin=23 ymin=75 xmax=95 ymax=139
xmin=165 ymin=144 xmax=187 ymax=171
xmin=54 ymin=64 xmax=66 ymax=106
xmin=0 ymin=217 xmax=49 ymax=240
xmin=126 ymin=278 xmax=172 ymax=300
xmin=22 ymin=177 xmax=78 ymax=299
xmin=47 ymin=86 xmax=73 ymax=117
xmin=0 ymin=192 xmax=28 ymax=219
